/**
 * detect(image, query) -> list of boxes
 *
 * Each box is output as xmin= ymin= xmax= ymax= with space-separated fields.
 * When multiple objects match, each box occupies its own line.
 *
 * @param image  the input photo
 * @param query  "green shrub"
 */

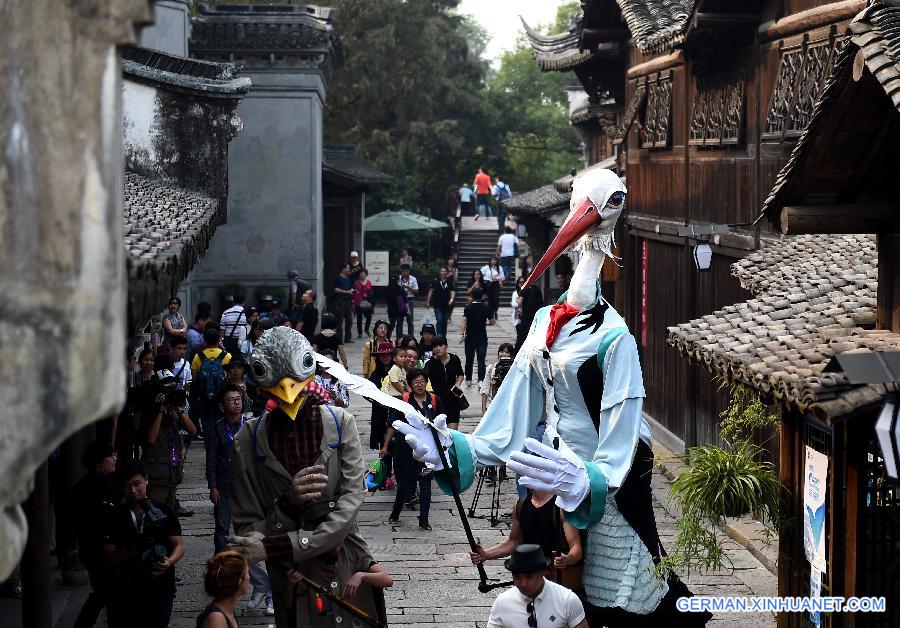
xmin=657 ymin=384 xmax=783 ymax=577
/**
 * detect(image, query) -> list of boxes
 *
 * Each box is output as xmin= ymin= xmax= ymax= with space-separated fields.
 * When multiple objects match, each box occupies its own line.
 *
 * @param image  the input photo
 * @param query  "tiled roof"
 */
xmin=521 ymin=17 xmax=595 ymax=71
xmin=323 ymin=145 xmax=391 ymax=188
xmin=616 ymin=0 xmax=699 ymax=54
xmin=502 ymin=184 xmax=571 ymax=216
xmin=124 ymin=172 xmax=224 ymax=330
xmin=850 ymin=3 xmax=900 ymax=110
xmin=191 ymin=3 xmax=339 ymax=52
xmin=668 ymin=234 xmax=900 ymax=421
xmin=553 ymin=157 xmax=618 ymax=194
xmin=122 ymin=45 xmax=250 ymax=97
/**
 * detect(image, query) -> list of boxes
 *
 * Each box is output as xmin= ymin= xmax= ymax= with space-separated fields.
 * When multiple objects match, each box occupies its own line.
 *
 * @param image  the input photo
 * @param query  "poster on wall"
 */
xmin=803 ymin=446 xmax=828 ymax=573
xmin=366 ymin=251 xmax=390 ymax=287
xmin=809 ymin=567 xmax=822 ymax=628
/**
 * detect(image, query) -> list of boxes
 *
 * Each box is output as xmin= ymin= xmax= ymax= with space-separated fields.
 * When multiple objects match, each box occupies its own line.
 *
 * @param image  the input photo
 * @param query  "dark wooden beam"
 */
xmin=694 ymin=12 xmax=759 ymax=27
xmin=780 ymin=203 xmax=893 ymax=235
xmin=581 ymin=28 xmax=628 ymax=42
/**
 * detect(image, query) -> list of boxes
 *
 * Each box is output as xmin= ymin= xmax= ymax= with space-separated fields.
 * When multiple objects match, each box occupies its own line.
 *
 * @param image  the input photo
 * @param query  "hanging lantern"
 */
xmin=693 ymin=243 xmax=712 ymax=272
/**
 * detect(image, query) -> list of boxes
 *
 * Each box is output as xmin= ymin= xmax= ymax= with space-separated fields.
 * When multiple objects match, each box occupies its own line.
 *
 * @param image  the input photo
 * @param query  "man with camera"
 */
xmin=141 ymin=361 xmax=196 ymax=512
xmin=103 ymin=460 xmax=185 ymax=628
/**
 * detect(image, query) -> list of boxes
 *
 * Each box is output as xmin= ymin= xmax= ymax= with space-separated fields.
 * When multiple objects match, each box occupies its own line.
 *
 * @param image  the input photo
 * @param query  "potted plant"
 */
xmin=658 ymin=384 xmax=782 ymax=575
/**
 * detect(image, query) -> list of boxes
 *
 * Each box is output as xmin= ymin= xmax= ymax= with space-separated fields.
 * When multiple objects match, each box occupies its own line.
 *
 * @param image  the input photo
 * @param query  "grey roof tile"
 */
xmin=501 ymin=184 xmax=571 ymax=216
xmin=323 ymin=145 xmax=391 ymax=188
xmin=668 ymin=234 xmax=900 ymax=420
xmin=124 ymin=172 xmax=223 ymax=331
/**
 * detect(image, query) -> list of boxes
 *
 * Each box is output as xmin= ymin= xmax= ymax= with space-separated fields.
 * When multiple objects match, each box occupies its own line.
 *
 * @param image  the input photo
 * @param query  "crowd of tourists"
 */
xmin=12 ymin=222 xmax=611 ymax=628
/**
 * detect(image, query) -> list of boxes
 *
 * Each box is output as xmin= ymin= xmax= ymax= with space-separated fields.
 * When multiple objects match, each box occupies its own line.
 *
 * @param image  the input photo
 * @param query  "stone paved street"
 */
xmin=5 ymin=302 xmax=777 ymax=627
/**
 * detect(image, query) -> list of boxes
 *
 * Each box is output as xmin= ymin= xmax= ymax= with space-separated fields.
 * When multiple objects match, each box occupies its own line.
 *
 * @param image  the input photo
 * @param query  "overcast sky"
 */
xmin=457 ymin=0 xmax=568 ymax=63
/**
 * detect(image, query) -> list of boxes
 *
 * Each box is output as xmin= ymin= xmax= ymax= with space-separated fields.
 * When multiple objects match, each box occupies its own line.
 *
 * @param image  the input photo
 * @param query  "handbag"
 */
xmin=359 ymin=299 xmax=373 ymax=312
xmin=451 ymin=385 xmax=470 ymax=410
xmin=395 ymin=295 xmax=408 ymax=316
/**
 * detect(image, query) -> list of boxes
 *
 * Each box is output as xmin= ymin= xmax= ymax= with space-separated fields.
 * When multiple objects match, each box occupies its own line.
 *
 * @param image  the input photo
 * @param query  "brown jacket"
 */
xmin=229 ymin=404 xmax=367 ymax=626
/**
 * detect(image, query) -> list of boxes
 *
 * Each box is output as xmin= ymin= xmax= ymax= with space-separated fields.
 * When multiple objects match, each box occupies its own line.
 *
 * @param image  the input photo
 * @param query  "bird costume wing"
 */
xmin=314 ymin=352 xmax=429 ymax=424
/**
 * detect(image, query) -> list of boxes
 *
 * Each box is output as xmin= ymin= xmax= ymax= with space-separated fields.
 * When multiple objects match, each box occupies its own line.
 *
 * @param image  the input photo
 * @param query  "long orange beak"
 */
xmin=522 ymin=198 xmax=602 ymax=289
xmin=260 ymin=376 xmax=314 ymax=420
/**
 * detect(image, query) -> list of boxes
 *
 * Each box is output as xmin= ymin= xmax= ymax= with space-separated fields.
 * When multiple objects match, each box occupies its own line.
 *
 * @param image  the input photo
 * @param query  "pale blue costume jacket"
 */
xmin=437 ymin=296 xmax=668 ymax=612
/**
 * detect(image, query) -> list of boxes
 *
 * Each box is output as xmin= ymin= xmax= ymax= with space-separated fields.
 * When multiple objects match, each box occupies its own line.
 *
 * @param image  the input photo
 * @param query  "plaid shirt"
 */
xmin=266 ymin=382 xmax=331 ymax=475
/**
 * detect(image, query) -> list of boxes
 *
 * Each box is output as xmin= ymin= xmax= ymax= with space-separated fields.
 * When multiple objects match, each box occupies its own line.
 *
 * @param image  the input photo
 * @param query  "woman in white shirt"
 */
xmin=480 ymin=255 xmax=505 ymax=318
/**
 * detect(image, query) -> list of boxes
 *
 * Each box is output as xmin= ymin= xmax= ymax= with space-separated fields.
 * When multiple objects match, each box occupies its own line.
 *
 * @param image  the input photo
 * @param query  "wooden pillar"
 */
xmin=22 ymin=462 xmax=52 ymax=628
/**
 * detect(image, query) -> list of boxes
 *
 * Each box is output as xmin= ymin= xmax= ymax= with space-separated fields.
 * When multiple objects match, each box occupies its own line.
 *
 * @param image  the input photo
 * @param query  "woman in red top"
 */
xmin=353 ymin=268 xmax=374 ymax=339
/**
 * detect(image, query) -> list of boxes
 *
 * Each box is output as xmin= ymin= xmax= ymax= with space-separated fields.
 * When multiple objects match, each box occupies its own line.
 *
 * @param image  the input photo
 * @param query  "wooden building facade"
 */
xmin=669 ymin=3 xmax=900 ymax=627
xmin=517 ymin=0 xmax=878 ymax=459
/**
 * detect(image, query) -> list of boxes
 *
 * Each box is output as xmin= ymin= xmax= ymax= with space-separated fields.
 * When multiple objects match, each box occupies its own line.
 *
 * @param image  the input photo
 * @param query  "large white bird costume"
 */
xmin=395 ymin=169 xmax=709 ymax=626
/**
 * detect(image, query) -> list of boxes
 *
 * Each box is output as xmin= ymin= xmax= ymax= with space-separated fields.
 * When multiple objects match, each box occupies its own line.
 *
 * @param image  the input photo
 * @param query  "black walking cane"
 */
xmin=429 ymin=425 xmax=512 ymax=593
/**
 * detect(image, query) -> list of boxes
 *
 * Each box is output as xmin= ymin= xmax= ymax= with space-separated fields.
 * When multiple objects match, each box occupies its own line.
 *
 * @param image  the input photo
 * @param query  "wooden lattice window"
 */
xmin=641 ymin=71 xmax=673 ymax=149
xmin=762 ymin=34 xmax=846 ymax=141
xmin=689 ymin=67 xmax=745 ymax=148
xmin=613 ymin=80 xmax=647 ymax=146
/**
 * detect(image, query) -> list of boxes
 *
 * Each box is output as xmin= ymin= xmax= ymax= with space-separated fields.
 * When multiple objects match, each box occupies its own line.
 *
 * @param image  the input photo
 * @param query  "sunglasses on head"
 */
xmin=527 ymin=601 xmax=537 ymax=627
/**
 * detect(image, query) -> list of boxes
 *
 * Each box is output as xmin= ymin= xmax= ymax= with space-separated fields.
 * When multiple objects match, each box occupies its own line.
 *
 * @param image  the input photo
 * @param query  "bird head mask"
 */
xmin=523 ymin=168 xmax=626 ymax=289
xmin=249 ymin=327 xmax=319 ymax=420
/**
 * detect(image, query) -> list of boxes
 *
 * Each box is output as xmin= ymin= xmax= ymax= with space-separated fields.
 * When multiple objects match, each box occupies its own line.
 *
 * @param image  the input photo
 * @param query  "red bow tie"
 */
xmin=546 ymin=301 xmax=581 ymax=348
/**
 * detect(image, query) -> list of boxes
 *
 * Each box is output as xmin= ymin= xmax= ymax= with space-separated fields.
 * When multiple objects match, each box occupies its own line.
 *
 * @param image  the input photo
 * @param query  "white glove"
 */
xmin=226 ymin=531 xmax=267 ymax=563
xmin=507 ymin=438 xmax=591 ymax=512
xmin=392 ymin=413 xmax=453 ymax=471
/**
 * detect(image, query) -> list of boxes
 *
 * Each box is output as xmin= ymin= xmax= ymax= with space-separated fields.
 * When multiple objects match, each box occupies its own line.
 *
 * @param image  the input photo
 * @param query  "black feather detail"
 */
xmin=569 ymin=300 xmax=609 ymax=337
xmin=577 ymin=357 xmax=603 ymax=432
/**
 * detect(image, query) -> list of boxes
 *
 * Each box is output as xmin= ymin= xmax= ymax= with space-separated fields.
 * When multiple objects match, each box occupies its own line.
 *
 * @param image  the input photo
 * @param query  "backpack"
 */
xmin=195 ymin=351 xmax=227 ymax=400
xmin=402 ymin=391 xmax=437 ymax=412
xmin=498 ymin=183 xmax=511 ymax=201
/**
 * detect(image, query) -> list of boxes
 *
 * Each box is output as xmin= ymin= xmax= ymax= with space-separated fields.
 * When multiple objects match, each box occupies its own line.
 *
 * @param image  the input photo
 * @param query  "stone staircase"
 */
xmin=456 ymin=216 xmax=516 ymax=307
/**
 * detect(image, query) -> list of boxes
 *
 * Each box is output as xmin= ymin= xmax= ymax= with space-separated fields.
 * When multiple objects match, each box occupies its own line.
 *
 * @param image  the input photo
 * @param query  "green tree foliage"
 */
xmin=324 ymin=0 xmax=583 ymax=218
xmin=486 ymin=2 xmax=583 ymax=192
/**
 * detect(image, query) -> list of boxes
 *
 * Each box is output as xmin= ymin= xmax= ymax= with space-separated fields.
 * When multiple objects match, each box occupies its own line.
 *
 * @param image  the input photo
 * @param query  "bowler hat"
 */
xmin=373 ymin=341 xmax=394 ymax=355
xmin=504 ymin=544 xmax=550 ymax=574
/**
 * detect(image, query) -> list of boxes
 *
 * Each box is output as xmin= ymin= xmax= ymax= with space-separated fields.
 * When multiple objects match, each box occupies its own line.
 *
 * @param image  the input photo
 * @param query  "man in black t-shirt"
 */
xmin=419 ymin=323 xmax=436 ymax=361
xmin=516 ymin=281 xmax=545 ymax=351
xmin=104 ymin=460 xmax=184 ymax=628
xmin=460 ymin=287 xmax=496 ymax=385
xmin=426 ymin=266 xmax=456 ymax=337
xmin=295 ymin=289 xmax=319 ymax=342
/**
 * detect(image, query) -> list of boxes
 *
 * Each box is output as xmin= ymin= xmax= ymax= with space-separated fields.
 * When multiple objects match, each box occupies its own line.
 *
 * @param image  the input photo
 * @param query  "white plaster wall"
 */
xmin=139 ymin=0 xmax=191 ymax=56
xmin=122 ymin=79 xmax=159 ymax=167
xmin=567 ymin=88 xmax=589 ymax=116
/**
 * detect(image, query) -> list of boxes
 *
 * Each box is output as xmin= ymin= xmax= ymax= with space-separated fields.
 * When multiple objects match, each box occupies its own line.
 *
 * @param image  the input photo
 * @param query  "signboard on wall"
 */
xmin=366 ymin=251 xmax=390 ymax=286
xmin=803 ymin=446 xmax=828 ymax=574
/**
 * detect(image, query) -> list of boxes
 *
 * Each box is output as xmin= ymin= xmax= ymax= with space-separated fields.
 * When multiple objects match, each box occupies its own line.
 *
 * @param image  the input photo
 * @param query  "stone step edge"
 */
xmin=652 ymin=441 xmax=779 ymax=576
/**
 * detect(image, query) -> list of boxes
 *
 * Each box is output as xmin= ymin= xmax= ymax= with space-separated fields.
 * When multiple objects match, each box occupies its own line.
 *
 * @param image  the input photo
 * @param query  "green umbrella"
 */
xmin=364 ymin=210 xmax=449 ymax=231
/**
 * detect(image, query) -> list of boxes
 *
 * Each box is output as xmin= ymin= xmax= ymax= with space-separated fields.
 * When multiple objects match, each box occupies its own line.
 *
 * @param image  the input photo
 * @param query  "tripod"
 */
xmin=467 ymin=464 xmax=509 ymax=527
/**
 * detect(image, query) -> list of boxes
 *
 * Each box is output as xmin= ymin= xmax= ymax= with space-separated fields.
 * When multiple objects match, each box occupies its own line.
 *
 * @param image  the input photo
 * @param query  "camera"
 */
xmin=492 ymin=358 xmax=514 ymax=397
xmin=146 ymin=374 xmax=186 ymax=413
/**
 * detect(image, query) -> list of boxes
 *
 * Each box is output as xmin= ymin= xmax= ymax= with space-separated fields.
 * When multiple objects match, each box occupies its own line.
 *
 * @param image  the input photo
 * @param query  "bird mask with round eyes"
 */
xmin=522 ymin=168 xmax=626 ymax=290
xmin=249 ymin=327 xmax=318 ymax=420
